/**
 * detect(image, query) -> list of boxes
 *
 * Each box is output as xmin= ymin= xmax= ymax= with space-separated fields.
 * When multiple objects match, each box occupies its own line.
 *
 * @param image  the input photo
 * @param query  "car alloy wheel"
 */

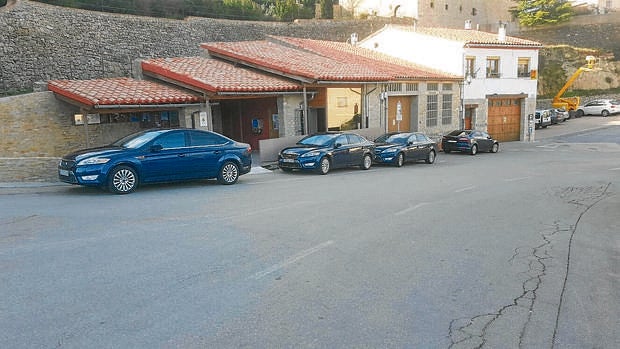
xmin=361 ymin=154 xmax=372 ymax=170
xmin=317 ymin=157 xmax=330 ymax=175
xmin=491 ymin=143 xmax=499 ymax=153
xmin=470 ymin=144 xmax=478 ymax=155
xmin=395 ymin=153 xmax=404 ymax=167
xmin=218 ymin=161 xmax=239 ymax=185
xmin=108 ymin=165 xmax=137 ymax=194
xmin=602 ymin=110 xmax=609 ymax=117
xmin=426 ymin=150 xmax=436 ymax=164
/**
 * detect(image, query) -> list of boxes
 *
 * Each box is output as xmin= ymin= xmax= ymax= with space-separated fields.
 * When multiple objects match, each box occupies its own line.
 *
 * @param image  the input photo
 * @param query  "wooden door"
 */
xmin=487 ymin=98 xmax=521 ymax=142
xmin=388 ymin=97 xmax=412 ymax=132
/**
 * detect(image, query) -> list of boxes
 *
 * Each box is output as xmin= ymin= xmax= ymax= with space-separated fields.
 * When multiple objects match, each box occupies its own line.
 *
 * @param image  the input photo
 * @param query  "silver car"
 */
xmin=551 ymin=108 xmax=569 ymax=122
xmin=575 ymin=99 xmax=620 ymax=117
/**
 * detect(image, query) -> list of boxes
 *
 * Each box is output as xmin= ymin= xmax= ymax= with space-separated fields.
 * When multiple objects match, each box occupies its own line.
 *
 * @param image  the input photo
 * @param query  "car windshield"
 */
xmin=379 ymin=134 xmax=409 ymax=145
xmin=297 ymin=134 xmax=338 ymax=147
xmin=111 ymin=130 xmax=167 ymax=149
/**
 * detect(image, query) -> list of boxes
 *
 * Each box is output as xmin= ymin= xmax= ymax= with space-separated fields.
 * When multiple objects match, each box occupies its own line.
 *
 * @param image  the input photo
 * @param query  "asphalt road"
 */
xmin=1 ymin=116 xmax=619 ymax=349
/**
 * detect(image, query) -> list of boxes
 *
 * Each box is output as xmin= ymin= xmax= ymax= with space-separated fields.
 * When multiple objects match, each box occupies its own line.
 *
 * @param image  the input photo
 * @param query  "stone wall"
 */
xmin=0 ymin=91 xmax=141 ymax=181
xmin=0 ymin=0 xmax=397 ymax=94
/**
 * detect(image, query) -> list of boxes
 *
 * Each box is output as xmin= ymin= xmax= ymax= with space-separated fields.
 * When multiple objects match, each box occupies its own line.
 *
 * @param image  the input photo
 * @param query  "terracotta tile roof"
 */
xmin=271 ymin=36 xmax=459 ymax=80
xmin=201 ymin=38 xmax=456 ymax=82
xmin=371 ymin=24 xmax=542 ymax=47
xmin=141 ymin=57 xmax=302 ymax=93
xmin=48 ymin=77 xmax=204 ymax=107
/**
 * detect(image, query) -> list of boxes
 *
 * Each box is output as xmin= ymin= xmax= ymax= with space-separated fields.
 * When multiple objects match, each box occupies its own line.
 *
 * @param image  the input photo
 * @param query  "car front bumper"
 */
xmin=58 ymin=164 xmax=107 ymax=187
xmin=278 ymin=156 xmax=320 ymax=170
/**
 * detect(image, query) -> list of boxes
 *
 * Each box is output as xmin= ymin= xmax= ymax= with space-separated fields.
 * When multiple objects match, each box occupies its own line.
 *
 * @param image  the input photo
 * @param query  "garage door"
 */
xmin=488 ymin=98 xmax=521 ymax=142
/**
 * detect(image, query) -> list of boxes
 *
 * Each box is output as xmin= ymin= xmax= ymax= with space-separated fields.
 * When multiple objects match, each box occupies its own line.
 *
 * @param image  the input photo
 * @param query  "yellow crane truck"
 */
xmin=552 ymin=55 xmax=596 ymax=116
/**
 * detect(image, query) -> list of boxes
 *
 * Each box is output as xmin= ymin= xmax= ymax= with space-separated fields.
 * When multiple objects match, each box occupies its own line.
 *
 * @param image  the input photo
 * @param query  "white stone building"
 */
xmin=359 ymin=24 xmax=543 ymax=141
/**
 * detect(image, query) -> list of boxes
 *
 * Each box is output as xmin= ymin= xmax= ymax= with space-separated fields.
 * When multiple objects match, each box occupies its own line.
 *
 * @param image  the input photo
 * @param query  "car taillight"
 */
xmin=459 ymin=137 xmax=470 ymax=142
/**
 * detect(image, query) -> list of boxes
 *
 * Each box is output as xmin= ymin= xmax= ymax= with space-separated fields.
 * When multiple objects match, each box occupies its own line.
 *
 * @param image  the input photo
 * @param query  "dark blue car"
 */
xmin=373 ymin=132 xmax=438 ymax=167
xmin=278 ymin=132 xmax=374 ymax=174
xmin=58 ymin=128 xmax=252 ymax=194
xmin=441 ymin=129 xmax=499 ymax=155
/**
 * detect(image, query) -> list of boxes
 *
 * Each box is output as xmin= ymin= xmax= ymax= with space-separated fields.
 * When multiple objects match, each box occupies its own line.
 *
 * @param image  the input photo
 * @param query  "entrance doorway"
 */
xmin=388 ymin=96 xmax=413 ymax=132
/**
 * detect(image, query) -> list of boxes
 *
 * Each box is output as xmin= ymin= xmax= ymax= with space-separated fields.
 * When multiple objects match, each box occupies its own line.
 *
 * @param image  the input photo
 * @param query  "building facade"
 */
xmin=360 ymin=24 xmax=542 ymax=142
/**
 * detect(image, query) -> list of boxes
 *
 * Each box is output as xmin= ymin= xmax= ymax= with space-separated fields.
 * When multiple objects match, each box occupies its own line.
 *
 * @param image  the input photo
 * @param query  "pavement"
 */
xmin=1 ymin=114 xmax=618 ymax=192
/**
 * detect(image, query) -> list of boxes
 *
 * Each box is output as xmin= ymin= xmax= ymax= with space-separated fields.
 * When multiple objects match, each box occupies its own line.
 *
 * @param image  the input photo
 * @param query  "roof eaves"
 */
xmin=48 ymin=81 xmax=96 ymax=107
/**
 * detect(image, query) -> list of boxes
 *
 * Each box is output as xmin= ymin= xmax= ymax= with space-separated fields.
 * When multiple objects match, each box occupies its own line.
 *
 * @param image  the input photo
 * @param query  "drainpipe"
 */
xmin=303 ymin=85 xmax=309 ymax=135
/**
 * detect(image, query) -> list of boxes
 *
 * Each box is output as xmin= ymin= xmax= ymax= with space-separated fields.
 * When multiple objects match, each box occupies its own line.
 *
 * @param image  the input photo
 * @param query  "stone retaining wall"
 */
xmin=0 ymin=0 xmax=397 ymax=94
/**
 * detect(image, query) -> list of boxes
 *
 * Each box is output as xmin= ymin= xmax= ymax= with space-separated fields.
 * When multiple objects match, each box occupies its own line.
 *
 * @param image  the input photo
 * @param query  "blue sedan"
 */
xmin=373 ymin=132 xmax=438 ymax=167
xmin=441 ymin=129 xmax=499 ymax=155
xmin=278 ymin=132 xmax=374 ymax=174
xmin=58 ymin=128 xmax=252 ymax=194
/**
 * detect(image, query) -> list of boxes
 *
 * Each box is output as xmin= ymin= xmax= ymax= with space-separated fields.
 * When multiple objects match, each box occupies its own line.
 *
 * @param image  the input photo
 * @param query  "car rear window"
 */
xmin=448 ymin=130 xmax=469 ymax=136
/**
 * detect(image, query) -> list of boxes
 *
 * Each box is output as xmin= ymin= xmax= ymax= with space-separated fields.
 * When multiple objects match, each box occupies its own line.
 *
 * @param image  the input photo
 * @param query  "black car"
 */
xmin=278 ymin=132 xmax=374 ymax=174
xmin=373 ymin=132 xmax=437 ymax=167
xmin=441 ymin=130 xmax=499 ymax=155
xmin=58 ymin=128 xmax=252 ymax=194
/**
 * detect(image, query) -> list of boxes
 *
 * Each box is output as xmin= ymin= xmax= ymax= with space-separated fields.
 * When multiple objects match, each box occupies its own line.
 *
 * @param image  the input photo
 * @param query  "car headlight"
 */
xmin=382 ymin=148 xmax=398 ymax=154
xmin=77 ymin=157 xmax=110 ymax=165
xmin=300 ymin=151 xmax=321 ymax=158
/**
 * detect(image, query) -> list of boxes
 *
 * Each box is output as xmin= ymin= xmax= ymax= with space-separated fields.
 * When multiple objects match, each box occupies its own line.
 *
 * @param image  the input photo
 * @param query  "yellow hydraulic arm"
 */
xmin=552 ymin=55 xmax=596 ymax=111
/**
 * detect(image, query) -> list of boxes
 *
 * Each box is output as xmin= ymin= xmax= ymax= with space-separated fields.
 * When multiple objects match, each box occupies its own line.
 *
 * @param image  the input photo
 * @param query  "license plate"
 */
xmin=282 ymin=158 xmax=295 ymax=163
xmin=59 ymin=169 xmax=69 ymax=176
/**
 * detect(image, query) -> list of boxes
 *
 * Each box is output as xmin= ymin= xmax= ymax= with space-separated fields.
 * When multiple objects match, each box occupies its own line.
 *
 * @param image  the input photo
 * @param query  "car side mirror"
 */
xmin=150 ymin=144 xmax=163 ymax=152
xmin=407 ymin=141 xmax=413 ymax=146
xmin=334 ymin=143 xmax=342 ymax=148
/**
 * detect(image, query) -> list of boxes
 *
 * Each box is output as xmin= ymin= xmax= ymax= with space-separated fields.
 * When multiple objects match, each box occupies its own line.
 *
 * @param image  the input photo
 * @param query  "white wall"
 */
xmin=360 ymin=30 xmax=465 ymax=75
xmin=463 ymin=47 xmax=539 ymax=100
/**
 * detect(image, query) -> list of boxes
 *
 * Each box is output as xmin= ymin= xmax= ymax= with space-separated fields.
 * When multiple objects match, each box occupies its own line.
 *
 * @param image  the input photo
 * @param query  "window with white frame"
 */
xmin=426 ymin=94 xmax=438 ymax=127
xmin=465 ymin=56 xmax=476 ymax=78
xmin=441 ymin=94 xmax=452 ymax=125
xmin=486 ymin=57 xmax=500 ymax=78
xmin=517 ymin=57 xmax=531 ymax=78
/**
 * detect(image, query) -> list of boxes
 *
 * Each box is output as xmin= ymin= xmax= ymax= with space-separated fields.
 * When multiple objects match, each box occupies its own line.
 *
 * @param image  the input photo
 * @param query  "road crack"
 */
xmin=448 ymin=183 xmax=612 ymax=349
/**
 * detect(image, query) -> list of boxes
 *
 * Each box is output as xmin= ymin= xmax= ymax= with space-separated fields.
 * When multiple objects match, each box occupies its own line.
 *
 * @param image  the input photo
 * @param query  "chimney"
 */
xmin=350 ymin=33 xmax=358 ymax=45
xmin=464 ymin=20 xmax=472 ymax=30
xmin=498 ymin=21 xmax=507 ymax=41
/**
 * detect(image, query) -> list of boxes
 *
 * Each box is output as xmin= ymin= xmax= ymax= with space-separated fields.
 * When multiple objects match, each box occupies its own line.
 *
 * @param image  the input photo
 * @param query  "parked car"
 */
xmin=373 ymin=132 xmax=437 ymax=167
xmin=441 ymin=130 xmax=499 ymax=155
xmin=535 ymin=109 xmax=551 ymax=129
xmin=551 ymin=108 xmax=570 ymax=122
xmin=58 ymin=128 xmax=252 ymax=194
xmin=575 ymin=99 xmax=620 ymax=117
xmin=278 ymin=132 xmax=374 ymax=174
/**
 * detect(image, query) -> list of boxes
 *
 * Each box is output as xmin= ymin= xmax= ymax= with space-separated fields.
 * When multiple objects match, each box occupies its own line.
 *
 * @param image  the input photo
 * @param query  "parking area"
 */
xmin=533 ymin=113 xmax=620 ymax=140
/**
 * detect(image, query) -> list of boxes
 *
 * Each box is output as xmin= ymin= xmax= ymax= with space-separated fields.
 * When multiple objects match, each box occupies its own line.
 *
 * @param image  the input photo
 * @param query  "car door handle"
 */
xmin=178 ymin=154 xmax=186 ymax=157
xmin=214 ymin=150 xmax=222 ymax=154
